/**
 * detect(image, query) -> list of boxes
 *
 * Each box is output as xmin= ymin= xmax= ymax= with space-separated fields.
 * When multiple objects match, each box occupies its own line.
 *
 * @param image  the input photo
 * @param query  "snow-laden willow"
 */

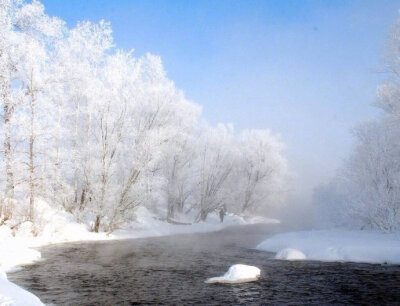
xmin=0 ymin=0 xmax=289 ymax=233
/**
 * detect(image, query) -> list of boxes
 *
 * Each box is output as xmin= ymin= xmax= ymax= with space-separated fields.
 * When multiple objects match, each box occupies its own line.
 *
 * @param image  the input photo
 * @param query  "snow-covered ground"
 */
xmin=0 ymin=204 xmax=276 ymax=305
xmin=257 ymin=229 xmax=400 ymax=264
xmin=113 ymin=206 xmax=247 ymax=239
xmin=0 ymin=272 xmax=43 ymax=306
xmin=205 ymin=264 xmax=261 ymax=284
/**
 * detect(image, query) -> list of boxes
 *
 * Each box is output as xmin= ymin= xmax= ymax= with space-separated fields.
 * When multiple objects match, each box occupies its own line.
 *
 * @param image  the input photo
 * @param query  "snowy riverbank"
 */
xmin=257 ymin=229 xmax=400 ymax=264
xmin=0 ymin=206 xmax=278 ymax=305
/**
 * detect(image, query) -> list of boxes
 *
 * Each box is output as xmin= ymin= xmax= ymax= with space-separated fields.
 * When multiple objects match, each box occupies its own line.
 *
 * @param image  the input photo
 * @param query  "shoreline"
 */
xmin=1 ymin=214 xmax=279 ymax=305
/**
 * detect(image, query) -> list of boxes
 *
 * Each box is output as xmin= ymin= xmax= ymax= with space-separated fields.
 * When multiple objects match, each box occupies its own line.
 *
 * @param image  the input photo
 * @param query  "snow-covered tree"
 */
xmin=0 ymin=0 xmax=289 ymax=233
xmin=0 ymin=0 xmax=20 ymax=205
xmin=234 ymin=129 xmax=288 ymax=215
xmin=0 ymin=0 xmax=64 ymax=223
xmin=191 ymin=124 xmax=237 ymax=221
xmin=314 ymin=15 xmax=400 ymax=232
xmin=342 ymin=121 xmax=400 ymax=231
xmin=15 ymin=0 xmax=64 ymax=222
xmin=163 ymin=133 xmax=198 ymax=219
xmin=53 ymin=20 xmax=112 ymax=214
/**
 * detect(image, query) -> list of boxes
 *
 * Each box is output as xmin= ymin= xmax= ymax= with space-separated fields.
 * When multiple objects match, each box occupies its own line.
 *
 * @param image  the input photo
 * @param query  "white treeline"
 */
xmin=313 ymin=16 xmax=400 ymax=232
xmin=0 ymin=0 xmax=289 ymax=233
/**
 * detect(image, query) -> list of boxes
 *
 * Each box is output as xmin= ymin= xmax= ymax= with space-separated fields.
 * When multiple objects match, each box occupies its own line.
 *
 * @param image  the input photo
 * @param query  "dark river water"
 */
xmin=8 ymin=224 xmax=400 ymax=305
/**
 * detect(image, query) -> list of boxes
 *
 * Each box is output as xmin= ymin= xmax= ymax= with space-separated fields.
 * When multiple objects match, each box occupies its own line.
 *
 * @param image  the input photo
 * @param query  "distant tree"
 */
xmin=192 ymin=124 xmax=236 ymax=221
xmin=317 ymin=16 xmax=400 ymax=232
xmin=235 ymin=129 xmax=288 ymax=215
xmin=341 ymin=121 xmax=400 ymax=231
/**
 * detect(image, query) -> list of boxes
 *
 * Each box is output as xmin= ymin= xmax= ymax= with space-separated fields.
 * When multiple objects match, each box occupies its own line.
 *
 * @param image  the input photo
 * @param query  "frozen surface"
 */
xmin=275 ymin=248 xmax=307 ymax=260
xmin=257 ymin=229 xmax=400 ymax=264
xmin=205 ymin=264 xmax=261 ymax=284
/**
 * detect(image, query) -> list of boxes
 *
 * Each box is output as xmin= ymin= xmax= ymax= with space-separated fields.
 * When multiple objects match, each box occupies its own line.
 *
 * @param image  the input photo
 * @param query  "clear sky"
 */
xmin=41 ymin=0 xmax=400 ymax=200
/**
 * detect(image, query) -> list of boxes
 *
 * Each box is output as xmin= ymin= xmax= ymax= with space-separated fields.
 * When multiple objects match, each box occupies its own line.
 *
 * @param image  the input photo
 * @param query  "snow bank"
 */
xmin=205 ymin=264 xmax=261 ymax=284
xmin=275 ymin=248 xmax=306 ymax=260
xmin=27 ymin=200 xmax=110 ymax=245
xmin=0 ymin=241 xmax=41 ymax=273
xmin=257 ymin=229 xmax=400 ymax=264
xmin=113 ymin=206 xmax=248 ymax=239
xmin=0 ymin=225 xmax=45 ymax=305
xmin=245 ymin=215 xmax=280 ymax=225
xmin=0 ymin=201 xmax=110 ymax=273
xmin=0 ymin=273 xmax=44 ymax=306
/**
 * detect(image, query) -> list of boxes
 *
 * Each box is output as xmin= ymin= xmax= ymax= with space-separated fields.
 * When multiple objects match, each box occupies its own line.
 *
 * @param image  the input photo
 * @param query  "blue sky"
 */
xmin=41 ymin=0 xmax=400 ymax=199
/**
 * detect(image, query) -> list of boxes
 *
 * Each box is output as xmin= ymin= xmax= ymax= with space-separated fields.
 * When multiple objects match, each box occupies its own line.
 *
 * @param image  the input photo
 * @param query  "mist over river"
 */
xmin=9 ymin=224 xmax=400 ymax=305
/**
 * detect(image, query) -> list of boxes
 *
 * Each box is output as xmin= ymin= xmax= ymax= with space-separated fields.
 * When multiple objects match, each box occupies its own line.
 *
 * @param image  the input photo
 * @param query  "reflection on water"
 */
xmin=9 ymin=224 xmax=400 ymax=305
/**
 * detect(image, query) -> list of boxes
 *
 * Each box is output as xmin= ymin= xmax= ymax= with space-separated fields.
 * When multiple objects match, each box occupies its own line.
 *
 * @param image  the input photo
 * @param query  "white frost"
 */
xmin=205 ymin=264 xmax=261 ymax=284
xmin=275 ymin=248 xmax=306 ymax=260
xmin=257 ymin=229 xmax=400 ymax=264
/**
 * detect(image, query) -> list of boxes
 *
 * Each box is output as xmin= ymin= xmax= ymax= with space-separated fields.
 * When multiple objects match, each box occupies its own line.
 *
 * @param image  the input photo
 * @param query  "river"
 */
xmin=8 ymin=224 xmax=400 ymax=305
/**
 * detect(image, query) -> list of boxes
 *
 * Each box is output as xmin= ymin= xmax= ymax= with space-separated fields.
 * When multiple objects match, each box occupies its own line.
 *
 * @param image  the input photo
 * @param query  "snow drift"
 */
xmin=205 ymin=264 xmax=261 ymax=284
xmin=257 ymin=230 xmax=400 ymax=264
xmin=275 ymin=248 xmax=306 ymax=260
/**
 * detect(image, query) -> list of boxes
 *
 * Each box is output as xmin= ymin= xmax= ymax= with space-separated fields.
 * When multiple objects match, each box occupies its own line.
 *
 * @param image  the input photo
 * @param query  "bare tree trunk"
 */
xmin=94 ymin=101 xmax=125 ymax=232
xmin=73 ymin=98 xmax=79 ymax=206
xmin=79 ymin=187 xmax=86 ymax=209
xmin=167 ymin=160 xmax=177 ymax=219
xmin=94 ymin=106 xmax=109 ymax=233
xmin=94 ymin=214 xmax=101 ymax=233
xmin=1 ymin=68 xmax=14 ymax=202
xmin=28 ymin=83 xmax=36 ymax=222
xmin=53 ymin=98 xmax=62 ymax=208
xmin=94 ymin=175 xmax=106 ymax=233
xmin=4 ymin=102 xmax=14 ymax=200
xmin=78 ymin=110 xmax=92 ymax=213
xmin=94 ymin=165 xmax=107 ymax=232
xmin=167 ymin=196 xmax=175 ymax=219
xmin=200 ymin=209 xmax=208 ymax=221
xmin=108 ymin=169 xmax=140 ymax=232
